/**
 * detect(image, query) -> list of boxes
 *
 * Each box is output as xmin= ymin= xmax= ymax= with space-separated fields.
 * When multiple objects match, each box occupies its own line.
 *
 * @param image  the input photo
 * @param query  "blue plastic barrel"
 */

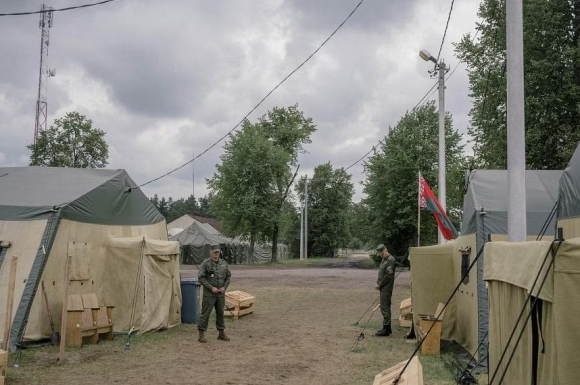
xmin=181 ymin=278 xmax=201 ymax=324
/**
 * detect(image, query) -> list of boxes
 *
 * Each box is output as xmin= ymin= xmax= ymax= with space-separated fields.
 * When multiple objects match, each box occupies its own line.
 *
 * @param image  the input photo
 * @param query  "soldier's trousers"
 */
xmin=198 ymin=295 xmax=226 ymax=331
xmin=380 ymin=286 xmax=393 ymax=326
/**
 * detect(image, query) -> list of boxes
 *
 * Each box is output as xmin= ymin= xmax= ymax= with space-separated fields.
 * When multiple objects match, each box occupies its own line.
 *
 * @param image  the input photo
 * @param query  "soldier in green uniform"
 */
xmin=375 ymin=244 xmax=396 ymax=336
xmin=197 ymin=244 xmax=231 ymax=343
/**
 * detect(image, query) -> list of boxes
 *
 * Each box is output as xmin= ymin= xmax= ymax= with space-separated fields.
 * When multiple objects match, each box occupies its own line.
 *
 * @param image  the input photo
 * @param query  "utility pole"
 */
xmin=300 ymin=201 xmax=304 ymax=260
xmin=437 ymin=59 xmax=446 ymax=244
xmin=419 ymin=49 xmax=447 ymax=244
xmin=304 ymin=177 xmax=308 ymax=260
xmin=506 ymin=0 xmax=527 ymax=241
xmin=34 ymin=4 xmax=55 ymax=144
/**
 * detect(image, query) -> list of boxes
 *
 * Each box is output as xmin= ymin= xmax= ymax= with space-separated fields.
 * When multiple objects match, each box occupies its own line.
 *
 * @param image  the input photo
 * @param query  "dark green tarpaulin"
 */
xmin=0 ymin=167 xmax=165 ymax=225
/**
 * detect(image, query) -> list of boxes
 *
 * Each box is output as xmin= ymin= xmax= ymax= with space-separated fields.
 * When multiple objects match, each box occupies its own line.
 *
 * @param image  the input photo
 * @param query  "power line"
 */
xmin=343 ymin=79 xmax=437 ymax=172
xmin=436 ymin=0 xmax=456 ymax=62
xmin=0 ymin=0 xmax=118 ymax=17
xmin=136 ymin=0 xmax=367 ymax=189
xmin=343 ymin=28 xmax=481 ymax=175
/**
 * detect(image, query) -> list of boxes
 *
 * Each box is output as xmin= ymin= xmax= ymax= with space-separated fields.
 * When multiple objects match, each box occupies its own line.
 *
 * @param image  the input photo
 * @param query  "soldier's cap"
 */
xmin=210 ymin=244 xmax=221 ymax=252
xmin=376 ymin=244 xmax=386 ymax=252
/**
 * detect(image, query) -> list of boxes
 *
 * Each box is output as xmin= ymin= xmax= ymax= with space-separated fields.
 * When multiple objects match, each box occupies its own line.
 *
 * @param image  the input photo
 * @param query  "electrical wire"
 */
xmin=342 ymin=80 xmax=437 ymax=172
xmin=0 ymin=0 xmax=118 ymax=16
xmin=342 ymin=27 xmax=480 ymax=175
xmin=135 ymin=0 xmax=367 ymax=189
xmin=436 ymin=0 xmax=456 ymax=62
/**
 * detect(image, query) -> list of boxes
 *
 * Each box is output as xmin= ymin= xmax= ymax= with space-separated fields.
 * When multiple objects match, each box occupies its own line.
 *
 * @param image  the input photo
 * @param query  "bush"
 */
xmin=348 ymin=237 xmax=364 ymax=250
xmin=370 ymin=251 xmax=382 ymax=266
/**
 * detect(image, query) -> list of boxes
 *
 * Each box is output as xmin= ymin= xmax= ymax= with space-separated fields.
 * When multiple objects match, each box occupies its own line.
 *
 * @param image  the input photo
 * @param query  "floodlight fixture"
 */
xmin=419 ymin=49 xmax=437 ymax=64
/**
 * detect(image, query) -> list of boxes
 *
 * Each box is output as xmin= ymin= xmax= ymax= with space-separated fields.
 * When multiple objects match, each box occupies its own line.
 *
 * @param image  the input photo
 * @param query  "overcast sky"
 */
xmin=0 ymin=0 xmax=480 ymax=203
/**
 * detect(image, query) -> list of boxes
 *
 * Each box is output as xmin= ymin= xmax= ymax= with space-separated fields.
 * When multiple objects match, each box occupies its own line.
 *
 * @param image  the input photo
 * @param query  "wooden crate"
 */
xmin=224 ymin=291 xmax=255 ymax=320
xmin=373 ymin=356 xmax=423 ymax=385
xmin=399 ymin=298 xmax=413 ymax=327
xmin=399 ymin=313 xmax=413 ymax=328
xmin=417 ymin=303 xmax=446 ymax=355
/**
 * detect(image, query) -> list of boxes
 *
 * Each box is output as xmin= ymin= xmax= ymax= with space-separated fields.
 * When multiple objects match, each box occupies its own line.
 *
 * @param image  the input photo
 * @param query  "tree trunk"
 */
xmin=271 ymin=223 xmax=279 ymax=263
xmin=249 ymin=233 xmax=255 ymax=264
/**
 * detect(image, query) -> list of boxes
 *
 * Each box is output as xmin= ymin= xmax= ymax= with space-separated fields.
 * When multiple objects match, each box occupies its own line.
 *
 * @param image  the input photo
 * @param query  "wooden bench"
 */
xmin=66 ymin=293 xmax=114 ymax=347
xmin=224 ymin=291 xmax=255 ymax=320
xmin=97 ymin=305 xmax=115 ymax=341
xmin=417 ymin=303 xmax=446 ymax=355
xmin=373 ymin=356 xmax=423 ymax=385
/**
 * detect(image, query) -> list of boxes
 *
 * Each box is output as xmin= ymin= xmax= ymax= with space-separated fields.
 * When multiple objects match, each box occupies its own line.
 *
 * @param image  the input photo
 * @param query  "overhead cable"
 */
xmin=136 ymin=0 xmax=367 ymax=188
xmin=436 ymin=0 xmax=456 ymax=62
xmin=0 ymin=0 xmax=118 ymax=16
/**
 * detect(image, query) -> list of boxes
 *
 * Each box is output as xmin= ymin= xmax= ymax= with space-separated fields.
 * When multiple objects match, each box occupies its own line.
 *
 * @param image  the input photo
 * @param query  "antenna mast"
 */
xmin=34 ymin=4 xmax=55 ymax=144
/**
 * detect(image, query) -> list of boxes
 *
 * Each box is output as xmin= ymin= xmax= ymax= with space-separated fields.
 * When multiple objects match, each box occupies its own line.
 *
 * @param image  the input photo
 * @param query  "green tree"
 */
xmin=295 ymin=163 xmax=354 ymax=257
xmin=198 ymin=195 xmax=213 ymax=217
xmin=28 ymin=112 xmax=109 ymax=168
xmin=455 ymin=0 xmax=580 ymax=169
xmin=363 ymin=102 xmax=467 ymax=255
xmin=348 ymin=201 xmax=374 ymax=248
xmin=167 ymin=194 xmax=200 ymax=222
xmin=208 ymin=105 xmax=316 ymax=261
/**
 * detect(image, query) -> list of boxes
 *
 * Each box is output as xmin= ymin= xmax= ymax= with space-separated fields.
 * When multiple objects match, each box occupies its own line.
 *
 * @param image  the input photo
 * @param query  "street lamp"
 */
xmin=419 ymin=49 xmax=447 ymax=244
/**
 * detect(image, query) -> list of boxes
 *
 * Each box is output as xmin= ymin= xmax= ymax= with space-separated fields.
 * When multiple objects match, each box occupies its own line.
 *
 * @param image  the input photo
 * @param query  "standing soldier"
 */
xmin=198 ymin=244 xmax=231 ymax=343
xmin=375 ymin=244 xmax=396 ymax=336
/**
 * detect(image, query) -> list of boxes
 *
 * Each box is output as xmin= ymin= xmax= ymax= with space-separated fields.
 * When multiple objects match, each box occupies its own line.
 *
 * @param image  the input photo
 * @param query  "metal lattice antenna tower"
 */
xmin=34 ymin=4 xmax=55 ymax=144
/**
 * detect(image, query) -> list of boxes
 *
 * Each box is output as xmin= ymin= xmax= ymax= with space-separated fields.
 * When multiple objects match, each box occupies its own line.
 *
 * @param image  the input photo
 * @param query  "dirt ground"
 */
xmin=7 ymin=255 xmax=418 ymax=385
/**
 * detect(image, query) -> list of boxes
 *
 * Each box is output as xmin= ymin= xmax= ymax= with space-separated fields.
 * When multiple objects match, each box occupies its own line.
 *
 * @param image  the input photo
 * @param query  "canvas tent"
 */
xmin=410 ymin=169 xmax=562 ymax=363
xmin=484 ymin=239 xmax=580 ymax=385
xmin=171 ymin=221 xmax=247 ymax=264
xmin=171 ymin=221 xmax=290 ymax=264
xmin=0 ymin=167 xmax=181 ymax=350
xmin=557 ymin=144 xmax=580 ymax=238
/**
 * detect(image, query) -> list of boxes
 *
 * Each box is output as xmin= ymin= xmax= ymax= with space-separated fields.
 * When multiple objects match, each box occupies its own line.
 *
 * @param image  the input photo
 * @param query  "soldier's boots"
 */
xmin=375 ymin=324 xmax=391 ymax=337
xmin=198 ymin=330 xmax=207 ymax=343
xmin=218 ymin=330 xmax=230 ymax=341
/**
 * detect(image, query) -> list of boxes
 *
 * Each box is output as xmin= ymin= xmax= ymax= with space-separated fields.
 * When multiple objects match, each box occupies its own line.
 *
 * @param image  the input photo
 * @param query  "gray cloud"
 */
xmin=0 ymin=0 xmax=480 ymax=204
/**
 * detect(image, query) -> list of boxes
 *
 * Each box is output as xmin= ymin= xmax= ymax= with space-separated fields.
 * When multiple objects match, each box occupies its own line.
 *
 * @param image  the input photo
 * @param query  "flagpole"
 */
xmin=417 ymin=171 xmax=421 ymax=247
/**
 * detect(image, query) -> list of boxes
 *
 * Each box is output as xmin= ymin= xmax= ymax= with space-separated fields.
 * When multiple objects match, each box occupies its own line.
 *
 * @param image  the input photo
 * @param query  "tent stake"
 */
xmin=58 ymin=255 xmax=72 ymax=364
xmin=3 ymin=256 xmax=18 ymax=351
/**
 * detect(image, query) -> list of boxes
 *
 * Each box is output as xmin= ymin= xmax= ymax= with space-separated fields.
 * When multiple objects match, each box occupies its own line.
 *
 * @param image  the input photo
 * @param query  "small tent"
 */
xmin=171 ymin=221 xmax=247 ymax=265
xmin=0 ymin=167 xmax=180 ymax=349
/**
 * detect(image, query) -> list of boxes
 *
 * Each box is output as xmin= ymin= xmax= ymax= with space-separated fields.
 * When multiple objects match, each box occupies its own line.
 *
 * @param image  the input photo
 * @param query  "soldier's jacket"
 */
xmin=198 ymin=258 xmax=231 ymax=297
xmin=377 ymin=254 xmax=396 ymax=291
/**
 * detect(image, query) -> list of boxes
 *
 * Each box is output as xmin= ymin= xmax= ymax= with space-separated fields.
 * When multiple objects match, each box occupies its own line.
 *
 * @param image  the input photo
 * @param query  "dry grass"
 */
xmin=5 ymin=260 xmax=457 ymax=384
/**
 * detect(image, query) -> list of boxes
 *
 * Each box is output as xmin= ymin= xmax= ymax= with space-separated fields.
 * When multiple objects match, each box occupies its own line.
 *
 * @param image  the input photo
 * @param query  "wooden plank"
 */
xmin=225 ymin=291 xmax=255 ymax=308
xmin=59 ymin=255 xmax=72 ymax=363
xmin=236 ymin=306 xmax=255 ymax=317
xmin=0 ymin=375 xmax=4 ymax=385
xmin=2 ymin=256 xmax=17 ymax=351
xmin=399 ymin=315 xmax=413 ymax=328
xmin=65 ymin=310 xmax=82 ymax=348
xmin=0 ymin=349 xmax=7 ymax=367
xmin=434 ymin=303 xmax=445 ymax=319
xmin=400 ymin=297 xmax=412 ymax=316
xmin=81 ymin=293 xmax=100 ymax=310
xmin=68 ymin=294 xmax=84 ymax=312
xmin=419 ymin=319 xmax=442 ymax=355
